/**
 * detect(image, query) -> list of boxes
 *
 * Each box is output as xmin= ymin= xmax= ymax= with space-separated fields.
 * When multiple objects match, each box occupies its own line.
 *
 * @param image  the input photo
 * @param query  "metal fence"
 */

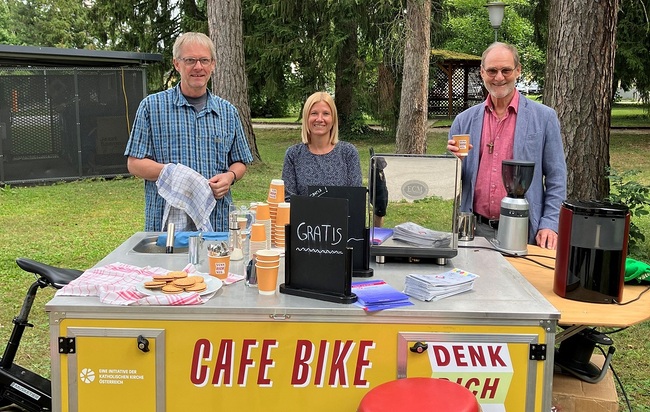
xmin=0 ymin=67 xmax=147 ymax=185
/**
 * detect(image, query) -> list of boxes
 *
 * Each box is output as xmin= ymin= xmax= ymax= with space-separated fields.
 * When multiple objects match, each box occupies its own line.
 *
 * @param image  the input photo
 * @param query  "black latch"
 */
xmin=58 ymin=337 xmax=76 ymax=354
xmin=529 ymin=343 xmax=547 ymax=360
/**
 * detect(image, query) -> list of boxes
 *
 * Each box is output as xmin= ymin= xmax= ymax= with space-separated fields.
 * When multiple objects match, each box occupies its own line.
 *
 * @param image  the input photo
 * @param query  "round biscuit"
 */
xmin=144 ymin=281 xmax=166 ymax=289
xmin=161 ymin=284 xmax=184 ymax=294
xmin=168 ymin=271 xmax=188 ymax=279
xmin=185 ymin=282 xmax=207 ymax=292
xmin=173 ymin=277 xmax=197 ymax=287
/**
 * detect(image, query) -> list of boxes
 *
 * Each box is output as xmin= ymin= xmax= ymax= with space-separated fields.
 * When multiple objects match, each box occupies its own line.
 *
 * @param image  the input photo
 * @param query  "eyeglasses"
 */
xmin=179 ymin=57 xmax=213 ymax=67
xmin=483 ymin=67 xmax=515 ymax=77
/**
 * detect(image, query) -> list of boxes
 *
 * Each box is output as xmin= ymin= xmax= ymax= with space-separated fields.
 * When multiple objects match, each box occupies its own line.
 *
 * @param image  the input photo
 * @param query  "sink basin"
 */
xmin=130 ymin=236 xmax=188 ymax=254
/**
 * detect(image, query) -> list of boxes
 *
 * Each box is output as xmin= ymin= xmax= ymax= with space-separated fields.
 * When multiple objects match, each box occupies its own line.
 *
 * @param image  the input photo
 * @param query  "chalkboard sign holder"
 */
xmin=308 ymin=186 xmax=373 ymax=278
xmin=279 ymin=223 xmax=357 ymax=304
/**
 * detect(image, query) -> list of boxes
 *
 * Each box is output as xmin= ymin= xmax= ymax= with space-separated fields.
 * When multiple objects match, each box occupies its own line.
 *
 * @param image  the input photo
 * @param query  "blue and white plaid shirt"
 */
xmin=125 ymin=85 xmax=254 ymax=231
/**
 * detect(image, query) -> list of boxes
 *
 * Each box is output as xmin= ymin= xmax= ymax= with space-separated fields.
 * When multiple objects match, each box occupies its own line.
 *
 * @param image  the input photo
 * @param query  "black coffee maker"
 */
xmin=490 ymin=160 xmax=535 ymax=255
xmin=553 ymin=200 xmax=630 ymax=304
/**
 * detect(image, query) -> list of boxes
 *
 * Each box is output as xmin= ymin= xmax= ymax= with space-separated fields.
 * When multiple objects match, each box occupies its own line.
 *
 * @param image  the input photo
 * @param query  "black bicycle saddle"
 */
xmin=15 ymin=258 xmax=83 ymax=289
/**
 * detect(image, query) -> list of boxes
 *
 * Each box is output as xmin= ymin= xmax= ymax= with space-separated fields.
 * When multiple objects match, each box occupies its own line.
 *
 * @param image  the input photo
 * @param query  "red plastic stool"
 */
xmin=357 ymin=378 xmax=481 ymax=412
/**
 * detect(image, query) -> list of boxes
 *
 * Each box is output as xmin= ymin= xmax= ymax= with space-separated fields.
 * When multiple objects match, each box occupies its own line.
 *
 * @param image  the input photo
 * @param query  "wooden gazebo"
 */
xmin=429 ymin=49 xmax=484 ymax=117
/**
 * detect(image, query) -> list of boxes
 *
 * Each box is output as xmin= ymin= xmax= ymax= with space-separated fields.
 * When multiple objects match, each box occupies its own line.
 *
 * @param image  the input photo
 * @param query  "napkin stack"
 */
xmin=404 ymin=268 xmax=479 ymax=302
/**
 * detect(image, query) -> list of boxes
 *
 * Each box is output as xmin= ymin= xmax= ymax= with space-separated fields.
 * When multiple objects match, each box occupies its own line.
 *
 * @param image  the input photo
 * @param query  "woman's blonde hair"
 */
xmin=173 ymin=32 xmax=217 ymax=62
xmin=300 ymin=92 xmax=339 ymax=144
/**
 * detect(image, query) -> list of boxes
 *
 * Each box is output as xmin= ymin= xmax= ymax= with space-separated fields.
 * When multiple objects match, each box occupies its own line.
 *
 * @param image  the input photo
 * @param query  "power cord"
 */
xmin=458 ymin=244 xmax=556 ymax=270
xmin=596 ymin=344 xmax=632 ymax=412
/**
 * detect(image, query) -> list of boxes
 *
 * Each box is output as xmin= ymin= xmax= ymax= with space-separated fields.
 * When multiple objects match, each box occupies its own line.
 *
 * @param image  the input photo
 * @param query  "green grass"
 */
xmin=0 ymin=128 xmax=649 ymax=410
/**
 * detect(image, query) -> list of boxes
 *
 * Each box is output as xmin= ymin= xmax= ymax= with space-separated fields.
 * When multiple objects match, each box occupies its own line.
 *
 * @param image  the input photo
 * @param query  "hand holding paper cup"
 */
xmin=452 ymin=134 xmax=471 ymax=157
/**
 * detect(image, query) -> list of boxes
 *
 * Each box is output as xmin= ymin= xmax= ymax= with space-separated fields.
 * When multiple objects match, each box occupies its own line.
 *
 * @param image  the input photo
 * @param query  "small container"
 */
xmin=188 ymin=234 xmax=204 ymax=265
xmin=246 ymin=259 xmax=257 ymax=287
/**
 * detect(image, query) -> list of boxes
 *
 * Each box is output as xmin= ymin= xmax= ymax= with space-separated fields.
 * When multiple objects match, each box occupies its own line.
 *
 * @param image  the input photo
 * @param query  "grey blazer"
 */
xmin=449 ymin=93 xmax=567 ymax=243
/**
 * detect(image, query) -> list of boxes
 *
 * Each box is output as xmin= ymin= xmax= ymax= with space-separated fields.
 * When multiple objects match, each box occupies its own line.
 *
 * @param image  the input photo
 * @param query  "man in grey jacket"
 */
xmin=447 ymin=42 xmax=566 ymax=249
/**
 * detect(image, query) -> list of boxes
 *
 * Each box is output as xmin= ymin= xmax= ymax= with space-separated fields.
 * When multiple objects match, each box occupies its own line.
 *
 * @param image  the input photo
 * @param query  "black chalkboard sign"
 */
xmin=308 ymin=185 xmax=373 ymax=277
xmin=279 ymin=195 xmax=356 ymax=304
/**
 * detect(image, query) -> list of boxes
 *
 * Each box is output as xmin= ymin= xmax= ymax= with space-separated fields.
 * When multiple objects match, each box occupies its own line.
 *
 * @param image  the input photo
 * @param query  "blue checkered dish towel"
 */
xmin=157 ymin=163 xmax=216 ymax=232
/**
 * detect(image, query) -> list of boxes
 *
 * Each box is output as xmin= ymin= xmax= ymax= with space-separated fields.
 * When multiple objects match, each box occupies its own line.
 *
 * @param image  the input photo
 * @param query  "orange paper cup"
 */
xmin=256 ymin=203 xmax=271 ymax=220
xmin=452 ymin=134 xmax=470 ymax=157
xmin=250 ymin=223 xmax=267 ymax=242
xmin=208 ymin=255 xmax=230 ymax=280
xmin=255 ymin=249 xmax=281 ymax=260
xmin=255 ymin=259 xmax=280 ymax=268
xmin=268 ymin=179 xmax=285 ymax=202
xmin=256 ymin=265 xmax=279 ymax=295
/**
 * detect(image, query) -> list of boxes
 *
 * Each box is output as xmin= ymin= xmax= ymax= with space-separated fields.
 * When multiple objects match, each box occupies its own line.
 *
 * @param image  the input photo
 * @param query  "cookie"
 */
xmin=187 ymin=275 xmax=204 ymax=283
xmin=161 ymin=284 xmax=184 ymax=294
xmin=168 ymin=271 xmax=188 ymax=279
xmin=152 ymin=275 xmax=174 ymax=282
xmin=144 ymin=281 xmax=167 ymax=289
xmin=173 ymin=277 xmax=197 ymax=287
xmin=185 ymin=282 xmax=207 ymax=292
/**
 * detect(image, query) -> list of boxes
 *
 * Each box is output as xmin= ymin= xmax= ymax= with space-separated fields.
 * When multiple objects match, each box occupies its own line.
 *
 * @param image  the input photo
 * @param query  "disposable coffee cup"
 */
xmin=453 ymin=134 xmax=470 ymax=157
xmin=256 ymin=265 xmax=279 ymax=295
xmin=208 ymin=255 xmax=230 ymax=280
xmin=458 ymin=212 xmax=476 ymax=241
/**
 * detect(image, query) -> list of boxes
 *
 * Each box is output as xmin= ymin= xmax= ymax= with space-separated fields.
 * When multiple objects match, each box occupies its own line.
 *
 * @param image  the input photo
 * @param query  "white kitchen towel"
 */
xmin=157 ymin=163 xmax=216 ymax=232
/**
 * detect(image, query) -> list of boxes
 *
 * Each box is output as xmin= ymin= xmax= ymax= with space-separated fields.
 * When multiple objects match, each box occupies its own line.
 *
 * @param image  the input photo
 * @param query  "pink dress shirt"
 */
xmin=473 ymin=92 xmax=520 ymax=220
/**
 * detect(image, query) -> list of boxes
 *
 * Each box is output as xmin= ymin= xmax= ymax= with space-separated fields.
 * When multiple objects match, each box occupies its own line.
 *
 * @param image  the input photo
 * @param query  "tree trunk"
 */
xmin=545 ymin=0 xmax=619 ymax=200
xmin=377 ymin=61 xmax=399 ymax=134
xmin=395 ymin=0 xmax=431 ymax=154
xmin=334 ymin=17 xmax=359 ymax=132
xmin=207 ymin=0 xmax=261 ymax=162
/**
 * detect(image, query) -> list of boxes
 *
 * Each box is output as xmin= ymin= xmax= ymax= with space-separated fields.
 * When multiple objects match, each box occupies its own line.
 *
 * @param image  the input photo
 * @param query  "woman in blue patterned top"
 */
xmin=281 ymin=92 xmax=362 ymax=201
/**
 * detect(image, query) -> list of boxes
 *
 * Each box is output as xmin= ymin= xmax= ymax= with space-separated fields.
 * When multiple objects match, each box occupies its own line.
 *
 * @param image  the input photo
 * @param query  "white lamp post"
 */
xmin=485 ymin=2 xmax=506 ymax=42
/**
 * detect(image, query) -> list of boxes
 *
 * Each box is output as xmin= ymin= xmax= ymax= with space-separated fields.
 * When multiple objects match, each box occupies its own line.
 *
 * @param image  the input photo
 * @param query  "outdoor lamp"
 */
xmin=485 ymin=1 xmax=506 ymax=42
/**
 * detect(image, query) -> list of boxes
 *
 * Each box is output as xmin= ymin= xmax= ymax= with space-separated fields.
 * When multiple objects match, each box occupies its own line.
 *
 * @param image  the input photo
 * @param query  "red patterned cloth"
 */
xmin=56 ymin=262 xmax=211 ymax=305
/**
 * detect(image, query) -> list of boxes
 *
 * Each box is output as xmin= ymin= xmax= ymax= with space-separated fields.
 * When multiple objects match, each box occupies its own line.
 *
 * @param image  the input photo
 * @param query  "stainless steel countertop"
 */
xmin=45 ymin=232 xmax=559 ymax=324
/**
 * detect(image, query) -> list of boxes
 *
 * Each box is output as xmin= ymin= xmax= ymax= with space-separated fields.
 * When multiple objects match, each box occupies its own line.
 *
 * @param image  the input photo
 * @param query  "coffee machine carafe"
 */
xmin=490 ymin=160 xmax=535 ymax=255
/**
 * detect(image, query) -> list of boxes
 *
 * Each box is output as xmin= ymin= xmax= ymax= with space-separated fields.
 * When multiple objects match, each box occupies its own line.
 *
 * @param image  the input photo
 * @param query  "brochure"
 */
xmin=404 ymin=268 xmax=479 ymax=302
xmin=352 ymin=279 xmax=413 ymax=312
xmin=392 ymin=222 xmax=451 ymax=247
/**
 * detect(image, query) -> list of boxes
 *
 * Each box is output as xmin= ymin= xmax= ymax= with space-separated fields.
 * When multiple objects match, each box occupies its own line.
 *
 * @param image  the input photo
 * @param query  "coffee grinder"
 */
xmin=489 ymin=160 xmax=535 ymax=255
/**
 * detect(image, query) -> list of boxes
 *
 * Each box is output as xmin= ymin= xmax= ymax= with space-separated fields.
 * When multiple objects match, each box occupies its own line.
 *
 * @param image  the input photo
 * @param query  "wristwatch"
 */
xmin=228 ymin=170 xmax=237 ymax=185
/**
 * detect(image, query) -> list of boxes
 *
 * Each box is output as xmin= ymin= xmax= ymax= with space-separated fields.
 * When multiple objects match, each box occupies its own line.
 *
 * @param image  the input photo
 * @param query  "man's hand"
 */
xmin=208 ymin=172 xmax=234 ymax=200
xmin=535 ymin=228 xmax=558 ymax=250
xmin=447 ymin=139 xmax=473 ymax=159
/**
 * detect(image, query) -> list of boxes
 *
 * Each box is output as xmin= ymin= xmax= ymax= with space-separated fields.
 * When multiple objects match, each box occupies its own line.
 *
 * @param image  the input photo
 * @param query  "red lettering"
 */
xmin=480 ymin=377 xmax=500 ymax=399
xmin=190 ymin=339 xmax=212 ymax=386
xmin=452 ymin=345 xmax=468 ymax=367
xmin=291 ymin=340 xmax=314 ymax=386
xmin=212 ymin=339 xmax=234 ymax=386
xmin=257 ymin=340 xmax=278 ymax=386
xmin=431 ymin=345 xmax=450 ymax=366
xmin=328 ymin=340 xmax=354 ymax=387
xmin=468 ymin=345 xmax=486 ymax=367
xmin=488 ymin=346 xmax=506 ymax=367
xmin=314 ymin=340 xmax=329 ymax=387
xmin=353 ymin=340 xmax=375 ymax=387
xmin=464 ymin=377 xmax=481 ymax=395
xmin=237 ymin=339 xmax=258 ymax=386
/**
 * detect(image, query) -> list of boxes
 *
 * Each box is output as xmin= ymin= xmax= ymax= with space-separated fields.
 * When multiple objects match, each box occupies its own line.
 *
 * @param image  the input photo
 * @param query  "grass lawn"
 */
xmin=1 ymin=125 xmax=649 ymax=410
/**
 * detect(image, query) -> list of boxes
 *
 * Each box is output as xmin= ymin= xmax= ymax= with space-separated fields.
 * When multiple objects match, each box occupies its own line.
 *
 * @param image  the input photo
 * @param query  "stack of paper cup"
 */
xmin=255 ymin=249 xmax=281 ymax=295
xmin=250 ymin=223 xmax=267 ymax=258
xmin=274 ymin=202 xmax=290 ymax=249
xmin=255 ymin=202 xmax=272 ymax=250
xmin=267 ymin=179 xmax=284 ymax=246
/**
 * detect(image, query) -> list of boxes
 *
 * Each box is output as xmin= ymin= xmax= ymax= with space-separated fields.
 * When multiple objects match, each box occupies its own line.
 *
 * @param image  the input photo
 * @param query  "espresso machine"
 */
xmin=490 ymin=160 xmax=535 ymax=255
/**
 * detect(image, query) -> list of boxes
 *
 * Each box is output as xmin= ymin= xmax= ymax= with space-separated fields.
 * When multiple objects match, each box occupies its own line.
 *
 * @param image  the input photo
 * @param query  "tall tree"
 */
xmin=545 ymin=0 xmax=620 ymax=199
xmin=208 ymin=0 xmax=261 ymax=162
xmin=395 ymin=0 xmax=431 ymax=154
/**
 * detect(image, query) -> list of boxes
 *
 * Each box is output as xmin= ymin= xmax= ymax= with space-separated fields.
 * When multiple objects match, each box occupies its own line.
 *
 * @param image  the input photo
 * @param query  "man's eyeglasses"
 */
xmin=179 ymin=57 xmax=213 ymax=67
xmin=483 ymin=67 xmax=515 ymax=77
